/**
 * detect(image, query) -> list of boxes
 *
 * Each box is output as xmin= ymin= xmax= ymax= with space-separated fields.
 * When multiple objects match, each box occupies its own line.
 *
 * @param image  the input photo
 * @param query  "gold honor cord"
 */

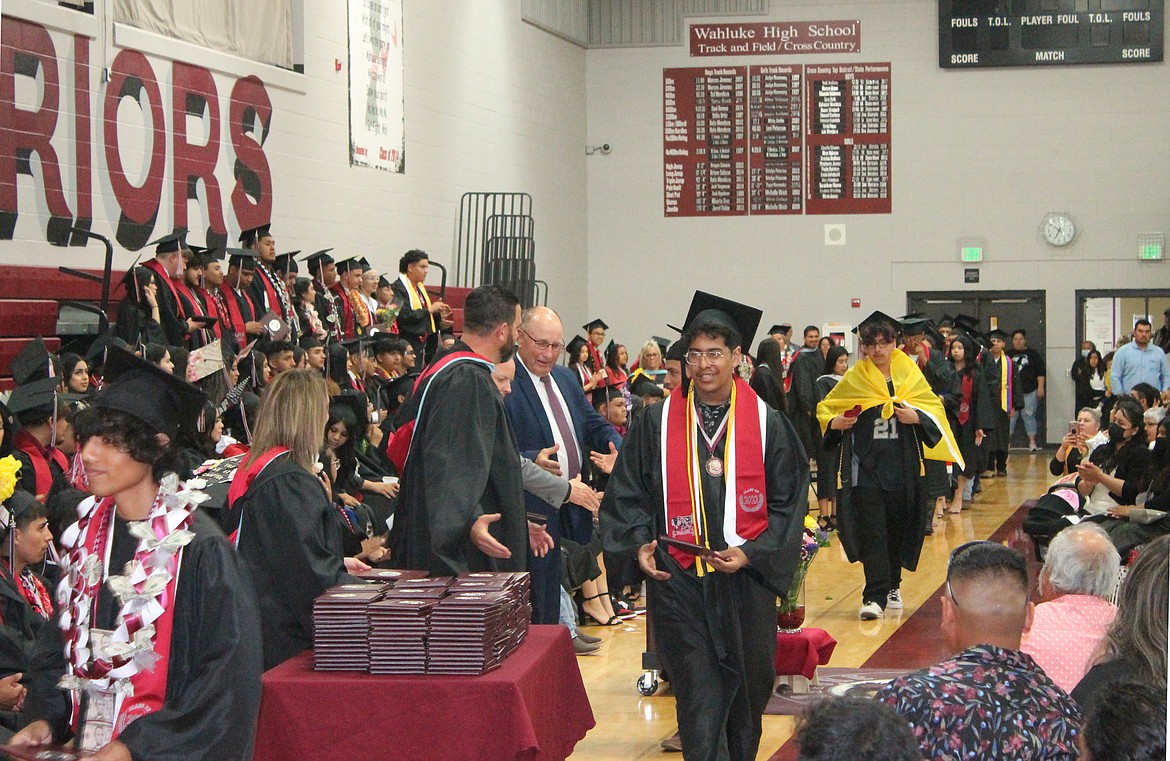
xmin=684 ymin=383 xmax=736 ymax=575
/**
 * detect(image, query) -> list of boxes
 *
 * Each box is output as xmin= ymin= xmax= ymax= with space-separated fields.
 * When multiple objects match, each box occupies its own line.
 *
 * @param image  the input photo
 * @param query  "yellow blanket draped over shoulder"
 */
xmin=816 ymin=350 xmax=964 ymax=469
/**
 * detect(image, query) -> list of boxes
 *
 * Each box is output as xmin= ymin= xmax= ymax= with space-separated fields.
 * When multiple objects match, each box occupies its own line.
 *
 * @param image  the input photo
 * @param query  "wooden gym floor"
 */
xmin=569 ymin=451 xmax=1053 ymax=760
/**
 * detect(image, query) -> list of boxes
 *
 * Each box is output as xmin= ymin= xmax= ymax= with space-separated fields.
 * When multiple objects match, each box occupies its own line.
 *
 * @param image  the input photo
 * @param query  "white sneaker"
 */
xmin=859 ymin=601 xmax=884 ymax=620
xmin=886 ymin=589 xmax=903 ymax=610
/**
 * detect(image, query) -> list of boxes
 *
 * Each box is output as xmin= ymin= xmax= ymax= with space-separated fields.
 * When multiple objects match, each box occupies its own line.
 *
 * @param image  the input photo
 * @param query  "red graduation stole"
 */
xmin=254 ymin=265 xmax=288 ymax=322
xmin=587 ymin=344 xmax=609 ymax=388
xmin=226 ymin=446 xmax=290 ymax=544
xmin=662 ymin=377 xmax=768 ymax=570
xmin=218 ymin=286 xmax=247 ymax=345
xmin=384 ymin=351 xmax=492 ymax=472
xmin=197 ymin=287 xmax=223 ymax=339
xmin=14 ymin=429 xmax=68 ymax=498
xmin=141 ymin=260 xmax=185 ymax=317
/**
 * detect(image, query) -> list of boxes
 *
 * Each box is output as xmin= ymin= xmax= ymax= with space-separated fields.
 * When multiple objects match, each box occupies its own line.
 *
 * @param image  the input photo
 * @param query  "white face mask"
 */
xmin=1081 ymin=349 xmax=1090 ymax=358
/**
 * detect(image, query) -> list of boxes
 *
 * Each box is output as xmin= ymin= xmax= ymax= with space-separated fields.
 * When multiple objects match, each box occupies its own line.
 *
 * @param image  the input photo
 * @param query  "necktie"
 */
xmin=541 ymin=374 xmax=581 ymax=478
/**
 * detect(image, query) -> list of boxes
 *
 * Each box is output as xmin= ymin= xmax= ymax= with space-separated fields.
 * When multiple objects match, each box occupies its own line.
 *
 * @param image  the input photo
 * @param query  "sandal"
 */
xmin=581 ymin=594 xmax=620 ymax=626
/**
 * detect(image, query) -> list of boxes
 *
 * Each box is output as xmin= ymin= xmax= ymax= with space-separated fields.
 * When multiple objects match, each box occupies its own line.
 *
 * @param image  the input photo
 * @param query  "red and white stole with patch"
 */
xmin=661 ymin=377 xmax=768 ymax=572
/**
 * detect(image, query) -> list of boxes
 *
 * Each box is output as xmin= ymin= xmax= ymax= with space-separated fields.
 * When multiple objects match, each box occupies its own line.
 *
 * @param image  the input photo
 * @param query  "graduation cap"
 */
xmin=275 ymin=252 xmax=301 ymax=274
xmin=298 ymin=334 xmax=324 ymax=351
xmin=195 ymin=246 xmax=225 ymax=266
xmin=239 ymin=224 xmax=272 ymax=248
xmin=356 ymin=257 xmax=371 ymax=272
xmin=335 ymin=257 xmax=362 ymax=275
xmin=85 ymin=331 xmax=130 ymax=366
xmin=329 ymin=391 xmax=368 ymax=429
xmin=384 ymin=373 xmax=417 ymax=413
xmin=340 ymin=336 xmax=370 ymax=356
xmin=923 ymin=322 xmax=948 ymax=350
xmin=678 ymin=291 xmax=763 ymax=352
xmin=7 ymin=377 xmax=73 ymax=416
xmin=147 ymin=231 xmax=188 ymax=255
xmin=953 ymin=313 xmax=980 ymax=333
xmin=629 ymin=374 xmax=664 ymax=399
xmin=565 ymin=335 xmax=588 ymax=359
xmin=987 ymin=328 xmax=1010 ymax=343
xmin=226 ymin=247 xmax=259 ymax=272
xmin=186 ymin=339 xmax=227 ymax=383
xmin=11 ymin=337 xmax=58 ymax=386
xmin=591 ymin=385 xmax=624 ymax=407
xmin=854 ymin=310 xmax=900 ymax=341
xmin=377 ymin=275 xmax=392 ymax=289
xmin=665 ymin=340 xmax=686 ymax=363
xmin=583 ymin=319 xmax=608 ymax=333
xmin=938 ymin=314 xmax=956 ymax=328
xmin=652 ymin=336 xmax=671 ymax=355
xmin=899 ymin=314 xmax=929 ymax=337
xmin=767 ymin=324 xmax=791 ymax=335
xmin=0 ymin=489 xmax=40 ymax=533
xmin=302 ymin=249 xmax=335 ymax=271
xmin=94 ymin=347 xmax=208 ymax=437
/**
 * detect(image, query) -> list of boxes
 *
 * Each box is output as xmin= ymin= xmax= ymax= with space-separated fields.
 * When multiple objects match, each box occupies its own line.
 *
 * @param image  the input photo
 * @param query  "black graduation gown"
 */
xmin=600 ymin=401 xmax=808 ymax=761
xmin=222 ymin=455 xmax=351 ymax=670
xmin=788 ymin=350 xmax=822 ymax=459
xmin=823 ymin=396 xmax=943 ymax=572
xmin=943 ymin=364 xmax=995 ymax=478
xmin=983 ymin=352 xmax=1023 ymax=452
xmin=12 ymin=450 xmax=69 ymax=505
xmin=23 ymin=510 xmax=263 ymax=760
xmin=917 ymin=350 xmax=956 ymax=499
xmin=138 ymin=266 xmax=188 ymax=348
xmin=389 ymin=342 xmax=527 ymax=576
xmin=113 ymin=301 xmax=165 ymax=348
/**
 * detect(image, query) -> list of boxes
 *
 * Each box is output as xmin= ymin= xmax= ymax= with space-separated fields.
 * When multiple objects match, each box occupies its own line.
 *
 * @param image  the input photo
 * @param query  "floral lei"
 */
xmin=56 ymin=474 xmax=207 ymax=697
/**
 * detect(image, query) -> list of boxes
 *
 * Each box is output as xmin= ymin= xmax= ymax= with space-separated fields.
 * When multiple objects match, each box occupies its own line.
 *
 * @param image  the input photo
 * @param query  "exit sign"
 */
xmin=960 ymin=246 xmax=983 ymax=263
xmin=1140 ymin=243 xmax=1164 ymax=260
xmin=1138 ymin=233 xmax=1165 ymax=261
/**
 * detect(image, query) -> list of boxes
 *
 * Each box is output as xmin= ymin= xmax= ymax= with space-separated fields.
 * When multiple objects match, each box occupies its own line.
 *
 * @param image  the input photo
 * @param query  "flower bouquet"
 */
xmin=776 ymin=515 xmax=831 ymax=632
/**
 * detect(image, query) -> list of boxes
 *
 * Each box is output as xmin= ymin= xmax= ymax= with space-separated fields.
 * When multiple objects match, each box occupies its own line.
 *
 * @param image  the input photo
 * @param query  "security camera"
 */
xmin=600 ymin=143 xmax=612 ymax=155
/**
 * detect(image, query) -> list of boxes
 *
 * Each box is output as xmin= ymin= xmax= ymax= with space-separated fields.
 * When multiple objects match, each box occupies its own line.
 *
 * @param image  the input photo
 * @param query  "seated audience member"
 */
xmin=794 ymin=697 xmax=921 ymax=761
xmin=1019 ymin=523 xmax=1119 ymax=692
xmin=1050 ymin=407 xmax=1105 ymax=477
xmin=223 ymin=369 xmax=362 ymax=670
xmin=1076 ymin=398 xmax=1152 ymax=515
xmin=592 ymin=385 xmax=628 ymax=437
xmin=373 ymin=338 xmax=405 ymax=379
xmin=317 ymin=447 xmax=386 ymax=564
xmin=877 ymin=541 xmax=1081 ymax=760
xmin=9 ymin=348 xmax=262 ymax=759
xmin=1071 ymin=535 xmax=1168 ymax=714
xmin=1099 ymin=418 xmax=1169 ymax=556
xmin=1129 ymin=381 xmax=1160 ymax=411
xmin=1143 ymin=405 xmax=1165 ymax=444
xmin=1078 ymin=682 xmax=1166 ymax=761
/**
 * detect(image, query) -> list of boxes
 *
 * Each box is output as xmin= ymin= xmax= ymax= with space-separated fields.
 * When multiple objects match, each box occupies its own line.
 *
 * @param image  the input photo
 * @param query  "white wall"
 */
xmin=1 ymin=0 xmax=589 ymax=319
xmin=585 ymin=0 xmax=1170 ymax=439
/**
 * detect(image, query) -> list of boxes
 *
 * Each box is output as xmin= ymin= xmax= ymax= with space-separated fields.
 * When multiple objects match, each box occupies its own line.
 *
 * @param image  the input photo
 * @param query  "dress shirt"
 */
xmin=1110 ymin=341 xmax=1170 ymax=392
xmin=518 ymin=358 xmax=578 ymax=483
xmin=1020 ymin=594 xmax=1117 ymax=693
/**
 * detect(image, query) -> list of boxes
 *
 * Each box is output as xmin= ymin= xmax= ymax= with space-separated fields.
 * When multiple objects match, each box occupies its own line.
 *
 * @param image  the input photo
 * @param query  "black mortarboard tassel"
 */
xmin=11 ymin=337 xmax=58 ymax=386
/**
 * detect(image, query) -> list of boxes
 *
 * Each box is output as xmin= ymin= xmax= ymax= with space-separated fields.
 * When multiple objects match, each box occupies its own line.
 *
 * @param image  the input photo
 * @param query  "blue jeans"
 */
xmin=559 ymin=586 xmax=578 ymax=638
xmin=1011 ymin=390 xmax=1039 ymax=438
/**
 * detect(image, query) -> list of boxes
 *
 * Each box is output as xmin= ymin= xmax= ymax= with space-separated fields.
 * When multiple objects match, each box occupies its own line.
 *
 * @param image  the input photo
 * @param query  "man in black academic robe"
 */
xmin=982 ymin=329 xmax=1024 ymax=476
xmin=389 ymin=285 xmax=526 ymax=577
xmin=390 ymin=250 xmax=448 ymax=366
xmin=601 ymin=294 xmax=807 ymax=761
xmin=788 ymin=346 xmax=822 ymax=459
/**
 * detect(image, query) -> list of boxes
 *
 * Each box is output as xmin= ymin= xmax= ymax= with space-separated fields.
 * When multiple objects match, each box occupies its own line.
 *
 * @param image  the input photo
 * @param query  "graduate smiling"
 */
xmin=601 ymin=291 xmax=808 ymax=761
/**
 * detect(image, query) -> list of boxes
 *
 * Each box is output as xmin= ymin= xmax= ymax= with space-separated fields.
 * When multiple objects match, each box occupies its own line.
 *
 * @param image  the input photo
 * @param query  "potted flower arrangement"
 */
xmin=776 ymin=515 xmax=830 ymax=633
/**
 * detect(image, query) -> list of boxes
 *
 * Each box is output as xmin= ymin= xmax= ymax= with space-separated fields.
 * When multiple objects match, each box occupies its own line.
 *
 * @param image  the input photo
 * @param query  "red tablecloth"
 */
xmin=253 ymin=625 xmax=594 ymax=761
xmin=774 ymin=627 xmax=837 ymax=679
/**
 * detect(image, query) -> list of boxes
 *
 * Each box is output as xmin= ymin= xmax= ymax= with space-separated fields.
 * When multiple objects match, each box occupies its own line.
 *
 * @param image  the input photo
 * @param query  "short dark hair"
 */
xmin=948 ymin=541 xmax=1028 ymax=595
xmin=1012 ymin=328 xmax=1026 ymax=338
xmin=794 ymin=697 xmax=920 ymax=761
xmin=264 ymin=340 xmax=296 ymax=359
xmin=293 ymin=277 xmax=313 ymax=301
xmin=858 ymin=321 xmax=897 ymax=345
xmin=803 ymin=325 xmax=819 ymax=336
xmin=15 ymin=399 xmax=69 ymax=428
xmin=398 ymin=249 xmax=428 ymax=274
xmin=1082 ymin=683 xmax=1166 ymax=761
xmin=374 ymin=338 xmax=407 ymax=358
xmin=681 ymin=315 xmax=740 ymax=353
xmin=463 ymin=285 xmax=520 ymax=336
xmin=1135 ymin=318 xmax=1152 ymax=330
xmin=72 ymin=406 xmax=179 ymax=481
xmin=1131 ymin=382 xmax=1160 ymax=409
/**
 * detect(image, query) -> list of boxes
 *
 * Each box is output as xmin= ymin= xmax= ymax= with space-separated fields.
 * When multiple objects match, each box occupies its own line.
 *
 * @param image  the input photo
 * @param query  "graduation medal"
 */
xmin=705 ymin=456 xmax=724 ymax=477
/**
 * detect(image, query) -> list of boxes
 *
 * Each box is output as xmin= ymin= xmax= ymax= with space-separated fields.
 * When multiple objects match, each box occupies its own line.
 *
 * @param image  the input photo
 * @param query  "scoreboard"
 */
xmin=939 ymin=0 xmax=1164 ymax=67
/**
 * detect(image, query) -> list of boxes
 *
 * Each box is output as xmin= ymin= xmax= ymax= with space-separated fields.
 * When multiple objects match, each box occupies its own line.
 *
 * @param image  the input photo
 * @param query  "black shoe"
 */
xmin=661 ymin=731 xmax=682 ymax=752
xmin=996 ymin=469 xmax=1008 ymax=477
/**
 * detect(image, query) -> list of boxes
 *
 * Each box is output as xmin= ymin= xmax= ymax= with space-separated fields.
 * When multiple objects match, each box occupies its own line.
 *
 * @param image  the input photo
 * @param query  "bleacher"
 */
xmin=0 ymin=264 xmax=471 ymax=391
xmin=0 ymin=265 xmax=120 ymax=391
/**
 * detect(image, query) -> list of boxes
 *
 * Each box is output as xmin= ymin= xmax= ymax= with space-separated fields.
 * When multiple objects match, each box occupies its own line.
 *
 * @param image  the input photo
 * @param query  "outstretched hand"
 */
xmin=590 ymin=442 xmax=619 ymax=475
xmin=471 ymin=513 xmax=512 ymax=559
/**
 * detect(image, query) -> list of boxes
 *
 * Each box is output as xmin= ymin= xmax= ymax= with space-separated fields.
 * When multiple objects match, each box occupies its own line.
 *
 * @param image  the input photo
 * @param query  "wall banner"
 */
xmin=349 ymin=0 xmax=405 ymax=173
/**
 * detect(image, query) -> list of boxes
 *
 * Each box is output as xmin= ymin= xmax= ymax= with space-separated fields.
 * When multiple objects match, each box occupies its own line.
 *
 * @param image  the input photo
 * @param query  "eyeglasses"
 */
xmin=861 ymin=339 xmax=892 ymax=348
xmin=519 ymin=329 xmax=566 ymax=353
xmin=684 ymin=349 xmax=726 ymax=365
xmin=945 ymin=540 xmax=1029 ymax=610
